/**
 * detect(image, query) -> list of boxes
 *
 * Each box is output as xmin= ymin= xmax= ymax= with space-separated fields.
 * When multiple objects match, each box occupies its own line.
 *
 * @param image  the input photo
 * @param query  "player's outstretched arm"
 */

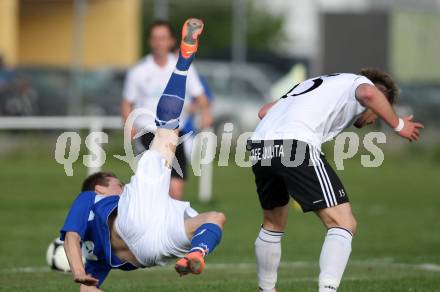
xmin=356 ymin=84 xmax=424 ymax=141
xmin=151 ymin=18 xmax=204 ymax=166
xmin=64 ymin=232 xmax=99 ymax=287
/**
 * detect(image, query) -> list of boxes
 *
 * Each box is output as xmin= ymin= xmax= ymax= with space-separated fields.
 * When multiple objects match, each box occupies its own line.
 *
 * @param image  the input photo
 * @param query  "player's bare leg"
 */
xmin=151 ymin=18 xmax=204 ymax=162
xmin=150 ymin=128 xmax=178 ymax=167
xmin=255 ymin=204 xmax=289 ymax=292
xmin=175 ymin=212 xmax=225 ymax=276
xmin=173 ymin=18 xmax=224 ymax=276
xmin=174 ymin=212 xmax=226 ymax=276
xmin=262 ymin=204 xmax=289 ymax=232
xmin=315 ymin=203 xmax=356 ymax=292
xmin=170 ymin=177 xmax=184 ymax=200
xmin=149 ymin=17 xmax=224 ymax=277
xmin=316 ymin=202 xmax=357 ymax=233
xmin=184 ymin=212 xmax=226 ymax=241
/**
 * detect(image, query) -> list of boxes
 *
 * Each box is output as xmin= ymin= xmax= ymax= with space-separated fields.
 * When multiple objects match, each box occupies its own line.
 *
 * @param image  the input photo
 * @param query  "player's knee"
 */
xmin=339 ymin=215 xmax=357 ymax=235
xmin=349 ymin=217 xmax=358 ymax=235
xmin=334 ymin=217 xmax=357 ymax=235
xmin=169 ymin=186 xmax=183 ymax=200
xmin=322 ymin=215 xmax=357 ymax=235
xmin=262 ymin=219 xmax=285 ymax=232
xmin=206 ymin=212 xmax=226 ymax=228
xmin=262 ymin=207 xmax=288 ymax=232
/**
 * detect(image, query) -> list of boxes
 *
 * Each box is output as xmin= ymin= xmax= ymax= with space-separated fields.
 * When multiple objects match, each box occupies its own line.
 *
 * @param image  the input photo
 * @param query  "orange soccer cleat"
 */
xmin=175 ymin=251 xmax=205 ymax=276
xmin=180 ymin=18 xmax=204 ymax=59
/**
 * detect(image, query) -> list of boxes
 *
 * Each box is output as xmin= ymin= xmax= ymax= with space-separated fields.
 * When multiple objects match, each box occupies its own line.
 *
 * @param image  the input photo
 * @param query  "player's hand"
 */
xmin=397 ymin=115 xmax=424 ymax=141
xmin=74 ymin=273 xmax=99 ymax=286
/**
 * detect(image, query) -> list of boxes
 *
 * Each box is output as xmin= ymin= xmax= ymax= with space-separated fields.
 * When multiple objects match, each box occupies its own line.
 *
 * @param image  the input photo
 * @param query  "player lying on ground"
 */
xmin=249 ymin=70 xmax=423 ymax=292
xmin=60 ymin=19 xmax=225 ymax=292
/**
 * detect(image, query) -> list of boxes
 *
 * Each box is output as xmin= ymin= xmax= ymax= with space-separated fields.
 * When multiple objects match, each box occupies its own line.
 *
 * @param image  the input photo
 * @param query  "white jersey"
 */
xmin=251 ymin=73 xmax=374 ymax=149
xmin=123 ymin=53 xmax=204 ymax=131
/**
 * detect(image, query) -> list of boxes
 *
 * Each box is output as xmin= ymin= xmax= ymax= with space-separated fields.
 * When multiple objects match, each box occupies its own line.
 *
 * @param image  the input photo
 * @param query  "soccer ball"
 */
xmin=46 ymin=238 xmax=71 ymax=272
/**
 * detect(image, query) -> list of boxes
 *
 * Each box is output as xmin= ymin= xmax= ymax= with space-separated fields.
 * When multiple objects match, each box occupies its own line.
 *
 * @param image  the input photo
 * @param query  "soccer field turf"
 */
xmin=0 ymin=139 xmax=439 ymax=291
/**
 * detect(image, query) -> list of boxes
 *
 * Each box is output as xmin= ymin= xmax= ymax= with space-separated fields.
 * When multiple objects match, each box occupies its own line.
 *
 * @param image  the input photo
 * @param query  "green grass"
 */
xmin=0 ymin=134 xmax=439 ymax=291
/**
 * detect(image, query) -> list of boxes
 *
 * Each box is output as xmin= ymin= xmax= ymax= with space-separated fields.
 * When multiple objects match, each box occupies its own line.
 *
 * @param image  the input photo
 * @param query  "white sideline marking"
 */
xmin=0 ymin=266 xmax=51 ymax=273
xmin=1 ymin=260 xmax=439 ymax=275
xmin=415 ymin=263 xmax=440 ymax=272
xmin=208 ymin=260 xmax=440 ymax=272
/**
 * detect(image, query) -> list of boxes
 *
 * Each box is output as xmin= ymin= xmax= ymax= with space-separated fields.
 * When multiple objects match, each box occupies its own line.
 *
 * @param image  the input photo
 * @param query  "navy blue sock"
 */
xmin=155 ymin=52 xmax=195 ymax=129
xmin=190 ymin=223 xmax=222 ymax=256
xmin=176 ymin=52 xmax=194 ymax=71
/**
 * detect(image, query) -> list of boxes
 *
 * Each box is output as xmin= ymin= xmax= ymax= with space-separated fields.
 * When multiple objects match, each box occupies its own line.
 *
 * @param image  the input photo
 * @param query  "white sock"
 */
xmin=255 ymin=227 xmax=284 ymax=292
xmin=319 ymin=227 xmax=353 ymax=292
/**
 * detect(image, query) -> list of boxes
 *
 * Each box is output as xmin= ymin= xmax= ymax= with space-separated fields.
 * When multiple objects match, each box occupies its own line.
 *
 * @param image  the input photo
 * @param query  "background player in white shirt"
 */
xmin=248 ymin=69 xmax=423 ymax=292
xmin=121 ymin=20 xmax=212 ymax=200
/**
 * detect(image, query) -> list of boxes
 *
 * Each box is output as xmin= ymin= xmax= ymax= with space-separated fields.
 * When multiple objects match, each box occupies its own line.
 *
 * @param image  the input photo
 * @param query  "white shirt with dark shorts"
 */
xmin=248 ymin=73 xmax=373 ymax=212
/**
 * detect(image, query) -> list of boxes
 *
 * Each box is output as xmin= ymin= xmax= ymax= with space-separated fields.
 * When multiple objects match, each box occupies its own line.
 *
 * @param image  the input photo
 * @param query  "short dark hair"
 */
xmin=147 ymin=20 xmax=176 ymax=39
xmin=359 ymin=68 xmax=399 ymax=104
xmin=81 ymin=172 xmax=118 ymax=192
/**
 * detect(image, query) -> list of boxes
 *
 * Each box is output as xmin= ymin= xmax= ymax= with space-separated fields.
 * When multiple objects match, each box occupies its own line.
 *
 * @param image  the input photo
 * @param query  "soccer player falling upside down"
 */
xmin=249 ymin=70 xmax=423 ymax=291
xmin=60 ymin=19 xmax=225 ymax=292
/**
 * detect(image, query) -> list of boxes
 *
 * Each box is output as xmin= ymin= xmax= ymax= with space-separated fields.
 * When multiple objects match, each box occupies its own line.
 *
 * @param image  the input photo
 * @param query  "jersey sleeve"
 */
xmin=85 ymin=260 xmax=111 ymax=288
xmin=352 ymin=75 xmax=374 ymax=92
xmin=351 ymin=75 xmax=375 ymax=112
xmin=123 ymin=68 xmax=139 ymax=103
xmin=187 ymin=65 xmax=204 ymax=98
xmin=60 ymin=191 xmax=95 ymax=240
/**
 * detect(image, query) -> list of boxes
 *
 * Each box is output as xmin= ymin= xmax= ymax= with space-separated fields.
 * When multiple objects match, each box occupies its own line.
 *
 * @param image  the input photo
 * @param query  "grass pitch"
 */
xmin=0 ymin=134 xmax=439 ymax=291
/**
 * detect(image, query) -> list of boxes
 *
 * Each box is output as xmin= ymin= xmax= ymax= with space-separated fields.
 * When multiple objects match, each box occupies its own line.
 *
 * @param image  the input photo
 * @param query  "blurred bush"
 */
xmin=141 ymin=0 xmax=284 ymax=59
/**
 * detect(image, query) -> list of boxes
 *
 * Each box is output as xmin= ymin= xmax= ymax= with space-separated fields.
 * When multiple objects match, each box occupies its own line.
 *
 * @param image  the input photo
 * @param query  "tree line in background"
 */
xmin=141 ymin=0 xmax=285 ymax=60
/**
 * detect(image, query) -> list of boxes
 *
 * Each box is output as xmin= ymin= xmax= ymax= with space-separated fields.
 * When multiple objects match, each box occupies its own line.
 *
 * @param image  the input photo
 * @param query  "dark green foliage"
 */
xmin=140 ymin=0 xmax=284 ymax=58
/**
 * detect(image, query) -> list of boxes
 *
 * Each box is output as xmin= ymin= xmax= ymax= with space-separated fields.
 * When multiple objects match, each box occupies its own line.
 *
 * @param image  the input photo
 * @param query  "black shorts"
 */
xmin=248 ymin=139 xmax=349 ymax=212
xmin=137 ymin=131 xmax=187 ymax=180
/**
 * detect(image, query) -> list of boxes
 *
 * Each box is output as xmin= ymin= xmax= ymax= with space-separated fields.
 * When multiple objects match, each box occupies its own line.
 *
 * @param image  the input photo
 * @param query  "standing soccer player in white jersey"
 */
xmin=248 ymin=69 xmax=424 ymax=292
xmin=61 ymin=19 xmax=225 ymax=292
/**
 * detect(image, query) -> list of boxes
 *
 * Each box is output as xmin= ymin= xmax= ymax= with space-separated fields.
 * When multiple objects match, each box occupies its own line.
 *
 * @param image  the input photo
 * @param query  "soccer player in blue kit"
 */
xmin=60 ymin=19 xmax=225 ymax=292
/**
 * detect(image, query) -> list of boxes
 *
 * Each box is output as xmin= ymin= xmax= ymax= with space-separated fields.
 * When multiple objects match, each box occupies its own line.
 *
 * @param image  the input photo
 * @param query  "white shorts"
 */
xmin=115 ymin=150 xmax=198 ymax=267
